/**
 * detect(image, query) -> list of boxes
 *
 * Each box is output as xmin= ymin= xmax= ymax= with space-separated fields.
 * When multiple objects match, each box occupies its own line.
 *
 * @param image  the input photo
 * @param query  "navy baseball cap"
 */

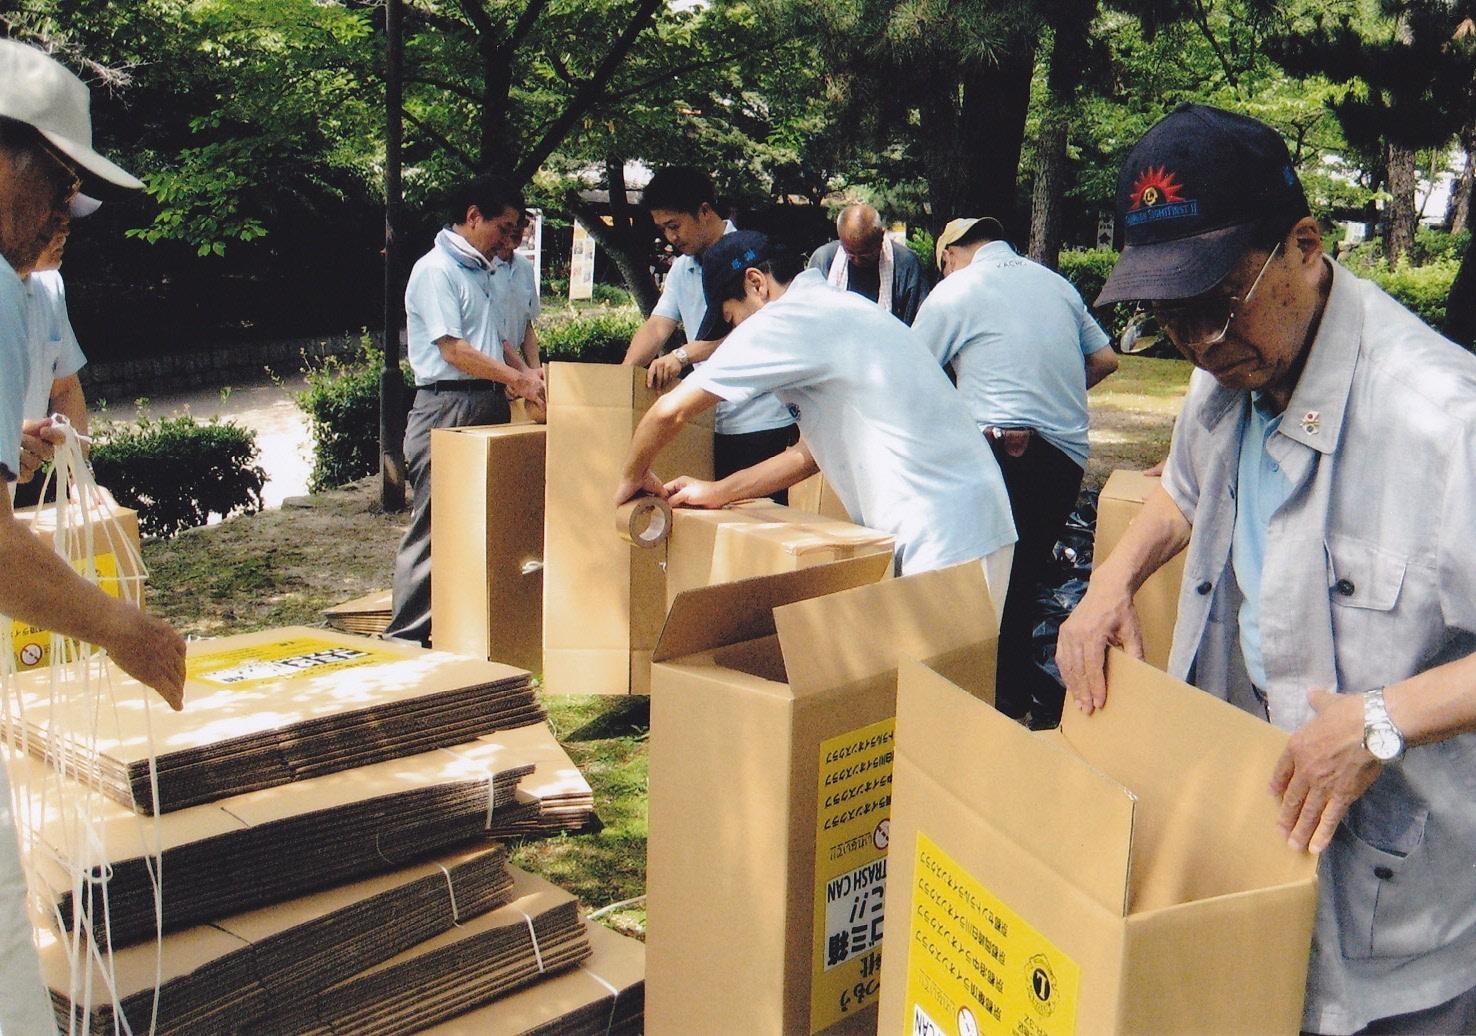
xmin=1096 ymin=103 xmax=1308 ymax=306
xmin=695 ymin=230 xmax=772 ymax=342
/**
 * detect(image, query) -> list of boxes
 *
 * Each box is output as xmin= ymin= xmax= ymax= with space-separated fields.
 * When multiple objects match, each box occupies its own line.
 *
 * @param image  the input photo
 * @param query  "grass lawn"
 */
xmin=139 ymin=352 xmax=1194 ymax=939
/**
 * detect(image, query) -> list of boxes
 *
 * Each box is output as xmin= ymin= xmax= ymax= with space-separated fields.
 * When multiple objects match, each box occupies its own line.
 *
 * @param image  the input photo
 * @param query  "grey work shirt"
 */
xmin=1161 ymin=258 xmax=1476 ymax=1034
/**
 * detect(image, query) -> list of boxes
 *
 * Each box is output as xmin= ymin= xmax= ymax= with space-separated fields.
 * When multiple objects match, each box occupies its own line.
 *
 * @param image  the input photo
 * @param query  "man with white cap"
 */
xmin=1058 ymin=102 xmax=1476 ymax=1034
xmin=0 ymin=38 xmax=187 ymax=1033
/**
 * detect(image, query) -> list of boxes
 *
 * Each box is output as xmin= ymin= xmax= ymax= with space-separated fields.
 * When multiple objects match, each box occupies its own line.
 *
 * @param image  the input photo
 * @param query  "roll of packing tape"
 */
xmin=616 ymin=495 xmax=672 ymax=549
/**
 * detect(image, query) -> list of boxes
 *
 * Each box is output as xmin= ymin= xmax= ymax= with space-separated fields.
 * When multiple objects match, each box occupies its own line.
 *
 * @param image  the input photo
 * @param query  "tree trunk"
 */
xmin=1443 ymin=225 xmax=1476 ymax=348
xmin=1447 ymin=128 xmax=1474 ymax=234
xmin=564 ymin=158 xmax=660 ymax=316
xmin=1028 ymin=103 xmax=1070 ymax=270
xmin=1385 ymin=144 xmax=1418 ymax=263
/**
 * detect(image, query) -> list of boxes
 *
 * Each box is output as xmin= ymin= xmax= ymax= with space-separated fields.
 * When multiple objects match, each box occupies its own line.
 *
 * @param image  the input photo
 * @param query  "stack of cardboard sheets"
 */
xmin=492 ymin=723 xmax=599 ymax=839
xmin=43 ymin=846 xmax=515 ymax=1036
xmin=4 ymin=627 xmax=544 ymax=813
xmin=323 ymin=590 xmax=394 ymax=637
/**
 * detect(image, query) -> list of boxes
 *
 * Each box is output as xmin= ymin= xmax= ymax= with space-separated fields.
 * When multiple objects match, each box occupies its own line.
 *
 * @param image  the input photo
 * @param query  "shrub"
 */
xmin=92 ymin=412 xmax=267 ymax=538
xmin=541 ymin=276 xmax=570 ymax=299
xmin=1413 ymin=227 xmax=1470 ymax=265
xmin=1058 ymin=248 xmax=1136 ymax=343
xmin=907 ymin=228 xmax=935 ymax=277
xmin=539 ymin=309 xmax=643 ymax=364
xmin=296 ymin=336 xmax=414 ymax=493
xmin=1361 ymin=258 xmax=1458 ymax=329
xmin=592 ymin=282 xmax=634 ymax=306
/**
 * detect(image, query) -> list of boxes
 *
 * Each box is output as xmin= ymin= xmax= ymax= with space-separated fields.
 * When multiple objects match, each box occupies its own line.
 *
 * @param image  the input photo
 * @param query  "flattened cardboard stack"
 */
xmin=664 ymin=500 xmax=895 ymax=610
xmin=1095 ymin=469 xmax=1187 ymax=670
xmin=490 ymin=722 xmax=599 ymax=839
xmin=43 ymin=845 xmax=515 ymax=1035
xmin=647 ymin=558 xmax=998 ymax=1035
xmin=542 ymin=362 xmax=714 ymax=696
xmin=431 ymin=424 xmax=546 ymax=673
xmin=879 ymin=649 xmax=1319 ymax=1034
xmin=15 ymin=731 xmax=542 ymax=946
xmin=419 ymin=921 xmax=645 ymax=1035
xmin=4 ymin=627 xmax=544 ymax=813
xmin=11 ymin=496 xmax=145 ymax=672
xmin=323 ymin=589 xmax=393 ymax=636
xmin=285 ymin=867 xmax=590 ymax=1033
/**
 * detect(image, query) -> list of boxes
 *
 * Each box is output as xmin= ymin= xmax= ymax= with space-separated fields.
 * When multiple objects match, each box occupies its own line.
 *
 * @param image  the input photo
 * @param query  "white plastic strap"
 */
xmin=484 ymin=774 xmax=497 ymax=831
xmin=435 ymin=863 xmax=462 ymax=925
xmin=585 ymin=966 xmax=622 ymax=1036
xmin=519 ymin=910 xmax=546 ymax=973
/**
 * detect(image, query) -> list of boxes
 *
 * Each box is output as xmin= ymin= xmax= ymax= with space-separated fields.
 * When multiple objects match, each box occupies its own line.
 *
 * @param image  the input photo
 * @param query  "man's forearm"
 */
xmin=1093 ymin=484 xmax=1191 ymax=595
xmin=623 ymin=398 xmax=688 ymax=485
xmin=680 ymin=337 xmax=723 ymax=363
xmin=521 ymin=326 xmax=540 ymax=369
xmin=623 ymin=319 xmax=671 ymax=366
xmin=713 ymin=444 xmax=818 ymax=501
xmin=50 ymin=375 xmax=88 ymax=435
xmin=0 ymin=510 xmax=130 ymax=645
xmin=440 ymin=339 xmax=524 ymax=386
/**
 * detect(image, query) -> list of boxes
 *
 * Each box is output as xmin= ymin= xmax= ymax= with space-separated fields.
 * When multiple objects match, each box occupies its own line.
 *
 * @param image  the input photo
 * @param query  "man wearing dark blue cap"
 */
xmin=613 ymin=230 xmax=1016 ymax=591
xmin=1058 ymin=102 xmax=1476 ymax=1034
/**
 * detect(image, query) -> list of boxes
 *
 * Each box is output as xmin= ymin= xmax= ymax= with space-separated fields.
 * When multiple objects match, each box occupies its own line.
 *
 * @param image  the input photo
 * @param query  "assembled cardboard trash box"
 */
xmin=880 ymin=649 xmax=1319 ymax=1035
xmin=542 ymin=362 xmax=714 ymax=695
xmin=1094 ymin=470 xmax=1187 ymax=671
xmin=647 ymin=558 xmax=998 ymax=1036
xmin=430 ymin=424 xmax=546 ymax=674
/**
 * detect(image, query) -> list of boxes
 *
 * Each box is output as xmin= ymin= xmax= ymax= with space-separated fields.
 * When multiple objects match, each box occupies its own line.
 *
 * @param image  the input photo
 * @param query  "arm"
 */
xmin=1084 ymin=345 xmax=1119 ymax=390
xmin=614 ymin=380 xmax=723 ymax=504
xmin=49 ymin=374 xmax=88 ymax=435
xmin=622 ymin=313 xmax=678 ymax=367
xmin=436 ymin=336 xmax=543 ymax=403
xmin=0 ymin=490 xmax=185 ymax=707
xmin=666 ymin=441 xmax=820 ymax=508
xmin=646 ymin=334 xmax=725 ymax=389
xmin=520 ymin=325 xmax=541 ymax=370
xmin=1055 ymin=483 xmax=1191 ymax=714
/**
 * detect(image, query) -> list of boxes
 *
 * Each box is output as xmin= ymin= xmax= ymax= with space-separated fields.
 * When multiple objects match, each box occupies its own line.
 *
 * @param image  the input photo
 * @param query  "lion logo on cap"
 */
xmin=1129 ymin=165 xmax=1186 ymax=210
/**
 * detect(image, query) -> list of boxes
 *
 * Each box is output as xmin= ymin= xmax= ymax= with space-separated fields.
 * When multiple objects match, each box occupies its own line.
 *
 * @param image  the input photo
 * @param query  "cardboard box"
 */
xmin=664 ymin=500 xmax=895 ymax=611
xmin=431 ymin=424 xmax=546 ymax=673
xmin=880 ymin=649 xmax=1319 ymax=1035
xmin=647 ymin=558 xmax=998 ymax=1035
xmin=11 ymin=496 xmax=144 ymax=672
xmin=542 ymin=362 xmax=713 ymax=696
xmin=788 ymin=472 xmax=851 ymax=521
xmin=1095 ymin=470 xmax=1186 ymax=670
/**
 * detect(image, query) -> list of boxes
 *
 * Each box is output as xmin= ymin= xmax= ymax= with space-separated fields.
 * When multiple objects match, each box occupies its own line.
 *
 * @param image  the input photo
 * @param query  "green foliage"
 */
xmin=1412 ymin=227 xmax=1471 ymax=266
xmin=542 ymin=277 xmax=571 ymax=299
xmin=907 ymin=228 xmax=935 ymax=277
xmin=1352 ymin=258 xmax=1459 ymax=329
xmin=1058 ymin=247 xmax=1135 ymax=338
xmin=91 ymin=414 xmax=267 ymax=538
xmin=591 ymin=283 xmax=634 ymax=306
xmin=539 ymin=310 xmax=644 ymax=364
xmin=296 ymin=338 xmax=415 ymax=494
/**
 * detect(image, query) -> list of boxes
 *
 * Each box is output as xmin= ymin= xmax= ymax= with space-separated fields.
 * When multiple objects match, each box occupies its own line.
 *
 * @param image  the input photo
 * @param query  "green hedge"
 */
xmin=296 ymin=337 xmax=414 ymax=493
xmin=1361 ymin=259 xmax=1458 ymax=328
xmin=540 ymin=309 xmax=643 ymax=364
xmin=1058 ymin=248 xmax=1137 ymax=342
xmin=92 ymin=413 xmax=267 ymax=538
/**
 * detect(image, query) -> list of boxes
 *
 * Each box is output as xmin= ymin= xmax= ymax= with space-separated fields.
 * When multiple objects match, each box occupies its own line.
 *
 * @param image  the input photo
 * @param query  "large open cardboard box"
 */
xmin=880 ymin=649 xmax=1319 ymax=1035
xmin=11 ymin=496 xmax=143 ymax=672
xmin=542 ymin=362 xmax=713 ymax=695
xmin=430 ymin=424 xmax=546 ymax=673
xmin=665 ymin=500 xmax=895 ymax=610
xmin=788 ymin=472 xmax=850 ymax=521
xmin=647 ymin=559 xmax=998 ymax=1035
xmin=1095 ymin=470 xmax=1187 ymax=671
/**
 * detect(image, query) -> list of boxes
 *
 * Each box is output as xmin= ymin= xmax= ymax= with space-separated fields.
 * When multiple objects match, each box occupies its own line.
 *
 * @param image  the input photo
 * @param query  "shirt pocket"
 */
xmin=1325 ymin=533 xmax=1407 ymax=612
xmin=1328 ymin=802 xmax=1444 ymax=960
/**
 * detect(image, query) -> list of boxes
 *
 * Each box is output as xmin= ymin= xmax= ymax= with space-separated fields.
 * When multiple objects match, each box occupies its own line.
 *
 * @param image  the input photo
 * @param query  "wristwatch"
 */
xmin=672 ymin=346 xmax=691 ymax=368
xmin=1362 ymin=687 xmax=1406 ymax=764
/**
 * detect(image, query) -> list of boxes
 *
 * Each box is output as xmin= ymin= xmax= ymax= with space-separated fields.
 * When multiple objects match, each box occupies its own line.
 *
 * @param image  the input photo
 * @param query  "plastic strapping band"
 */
xmin=519 ymin=910 xmax=545 ymax=973
xmin=435 ymin=864 xmax=462 ymax=925
xmin=584 ymin=966 xmax=622 ymax=1036
xmin=484 ymin=772 xmax=497 ymax=831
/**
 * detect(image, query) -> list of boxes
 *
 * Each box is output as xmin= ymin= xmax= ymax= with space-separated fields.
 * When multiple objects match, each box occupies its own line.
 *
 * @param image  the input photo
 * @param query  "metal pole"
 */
xmin=381 ymin=0 xmax=407 ymax=511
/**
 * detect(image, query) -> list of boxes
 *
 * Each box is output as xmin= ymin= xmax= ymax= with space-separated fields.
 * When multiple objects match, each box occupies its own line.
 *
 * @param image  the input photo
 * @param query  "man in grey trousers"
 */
xmin=385 ymin=175 xmax=545 ymax=645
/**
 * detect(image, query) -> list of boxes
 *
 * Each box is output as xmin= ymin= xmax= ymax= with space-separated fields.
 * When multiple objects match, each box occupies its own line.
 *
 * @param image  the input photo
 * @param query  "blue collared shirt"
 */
xmin=404 ymin=228 xmax=506 ymax=385
xmin=1231 ymin=392 xmax=1290 ymax=690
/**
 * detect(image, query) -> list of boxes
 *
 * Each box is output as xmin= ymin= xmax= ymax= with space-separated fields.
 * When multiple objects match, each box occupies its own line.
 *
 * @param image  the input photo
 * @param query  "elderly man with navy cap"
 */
xmin=1058 ymin=103 xmax=1476 ymax=1034
xmin=0 ymin=38 xmax=188 ymax=1033
xmin=614 ymin=230 xmax=1016 ymax=594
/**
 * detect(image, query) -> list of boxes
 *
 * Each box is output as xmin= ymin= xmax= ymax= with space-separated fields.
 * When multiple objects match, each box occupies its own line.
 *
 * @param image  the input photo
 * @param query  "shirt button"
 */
xmin=1334 ymin=578 xmax=1355 ymax=596
xmin=1196 ymin=581 xmax=1213 ymax=595
xmin=1374 ymin=866 xmax=1394 ymax=880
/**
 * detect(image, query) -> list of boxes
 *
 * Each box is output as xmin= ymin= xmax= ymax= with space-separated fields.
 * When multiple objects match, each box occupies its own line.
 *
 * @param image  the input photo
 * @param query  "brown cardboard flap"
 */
xmin=652 ymin=552 xmax=891 ymax=663
xmin=897 ymin=658 xmax=1137 ymax=916
xmin=773 ymin=561 xmax=996 ymax=698
xmin=548 ymin=361 xmax=640 ymax=409
xmin=1099 ymin=468 xmax=1164 ymax=505
xmin=1058 ymin=649 xmax=1318 ymax=913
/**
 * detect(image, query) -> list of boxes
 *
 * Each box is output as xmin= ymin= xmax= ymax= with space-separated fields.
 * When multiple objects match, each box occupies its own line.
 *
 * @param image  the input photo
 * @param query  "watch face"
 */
xmin=1366 ymin=725 xmax=1403 ymax=761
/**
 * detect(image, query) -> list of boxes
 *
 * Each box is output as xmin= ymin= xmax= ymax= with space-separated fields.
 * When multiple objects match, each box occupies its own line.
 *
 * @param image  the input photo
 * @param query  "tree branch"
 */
xmin=1191 ymin=0 xmax=1240 ymax=90
xmin=403 ymin=2 xmax=471 ymax=39
xmin=507 ymin=0 xmax=552 ymax=52
xmin=406 ymin=73 xmax=482 ymax=104
xmin=547 ymin=48 xmax=578 ymax=86
xmin=403 ymin=110 xmax=477 ymax=171
xmin=512 ymin=0 xmax=665 ymax=185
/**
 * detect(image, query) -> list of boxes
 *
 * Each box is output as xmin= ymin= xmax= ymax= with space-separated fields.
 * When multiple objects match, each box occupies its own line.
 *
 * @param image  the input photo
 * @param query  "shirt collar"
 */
xmin=436 ymin=226 xmax=492 ymax=272
xmin=969 ymin=240 xmax=1016 ymax=265
xmin=690 ymin=220 xmax=739 ymax=269
xmin=1196 ymin=257 xmax=1358 ymax=456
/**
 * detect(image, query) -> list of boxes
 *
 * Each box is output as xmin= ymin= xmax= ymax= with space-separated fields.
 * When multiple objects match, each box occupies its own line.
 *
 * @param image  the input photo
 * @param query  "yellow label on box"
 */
xmin=188 ymin=636 xmax=401 ymax=688
xmin=10 ymin=552 xmax=123 ymax=671
xmin=903 ymin=833 xmax=1079 ymax=1036
xmin=811 ymin=717 xmax=895 ymax=1032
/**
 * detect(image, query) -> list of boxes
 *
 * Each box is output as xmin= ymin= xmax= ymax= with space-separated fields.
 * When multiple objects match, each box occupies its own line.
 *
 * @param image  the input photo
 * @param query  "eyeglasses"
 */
xmin=1150 ymin=242 xmax=1281 ymax=348
xmin=27 ymin=135 xmax=82 ymax=212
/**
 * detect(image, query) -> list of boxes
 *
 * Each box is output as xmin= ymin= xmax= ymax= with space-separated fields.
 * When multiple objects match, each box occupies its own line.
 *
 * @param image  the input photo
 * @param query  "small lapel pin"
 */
xmin=1301 ymin=410 xmax=1321 ymax=435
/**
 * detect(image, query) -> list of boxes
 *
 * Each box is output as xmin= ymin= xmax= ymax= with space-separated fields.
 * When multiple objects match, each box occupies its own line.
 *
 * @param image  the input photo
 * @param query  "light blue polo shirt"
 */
xmin=404 ymin=228 xmax=506 ymax=385
xmin=912 ymin=240 xmax=1111 ymax=468
xmin=492 ymin=252 xmax=539 ymax=354
xmin=24 ymin=270 xmax=87 ymax=420
xmin=1 ymin=254 xmax=32 ymax=484
xmin=653 ymin=221 xmax=794 ymax=436
xmin=1231 ymin=392 xmax=1291 ymax=691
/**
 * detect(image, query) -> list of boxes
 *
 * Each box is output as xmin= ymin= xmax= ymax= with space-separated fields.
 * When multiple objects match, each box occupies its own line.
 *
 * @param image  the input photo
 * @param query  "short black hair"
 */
xmin=642 ymin=166 xmax=717 ymax=216
xmin=448 ymin=174 xmax=524 ymax=225
xmin=0 ymin=115 xmax=44 ymax=154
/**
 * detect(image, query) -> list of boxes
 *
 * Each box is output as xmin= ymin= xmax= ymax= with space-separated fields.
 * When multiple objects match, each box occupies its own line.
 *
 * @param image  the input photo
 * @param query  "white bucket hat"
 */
xmin=0 ymin=38 xmax=142 ymax=189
